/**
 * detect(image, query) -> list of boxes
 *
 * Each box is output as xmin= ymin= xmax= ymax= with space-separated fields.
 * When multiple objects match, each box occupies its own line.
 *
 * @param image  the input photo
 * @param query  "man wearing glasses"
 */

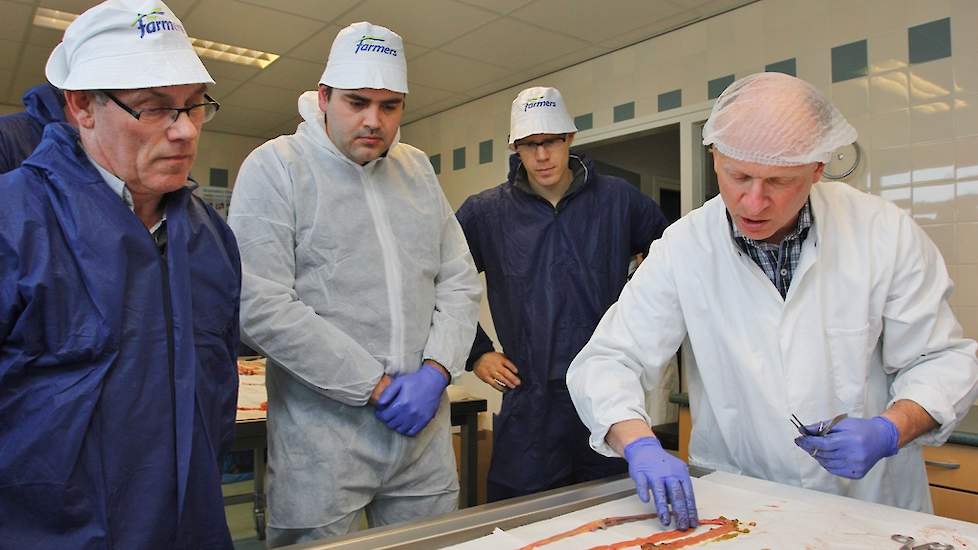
xmin=0 ymin=1 xmax=239 ymax=548
xmin=455 ymin=86 xmax=668 ymax=501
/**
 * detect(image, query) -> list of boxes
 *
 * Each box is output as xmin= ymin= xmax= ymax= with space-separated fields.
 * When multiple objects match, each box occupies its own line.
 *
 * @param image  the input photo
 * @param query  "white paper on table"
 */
xmin=442 ymin=473 xmax=978 ymax=549
xmin=446 ymin=384 xmax=474 ymax=401
xmin=236 ymin=373 xmax=267 ymax=421
xmin=445 ymin=528 xmax=530 ymax=549
xmin=702 ymin=471 xmax=978 ymax=549
xmin=237 ymin=374 xmax=267 ymax=408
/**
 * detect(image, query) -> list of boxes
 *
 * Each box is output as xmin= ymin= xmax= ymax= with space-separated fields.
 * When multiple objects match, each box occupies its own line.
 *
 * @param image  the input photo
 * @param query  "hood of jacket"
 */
xmin=23 ymin=83 xmax=66 ymax=127
xmin=294 ymin=90 xmax=402 ymax=169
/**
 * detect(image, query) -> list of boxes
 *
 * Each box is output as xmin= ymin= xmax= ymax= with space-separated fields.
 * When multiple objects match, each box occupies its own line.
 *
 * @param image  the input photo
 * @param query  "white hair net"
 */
xmin=702 ymin=72 xmax=856 ymax=166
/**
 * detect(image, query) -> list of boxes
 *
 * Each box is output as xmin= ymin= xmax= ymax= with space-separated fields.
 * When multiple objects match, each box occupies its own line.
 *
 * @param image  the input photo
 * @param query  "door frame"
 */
xmin=572 ymin=100 xmax=716 ymax=394
xmin=572 ymin=101 xmax=714 ymax=217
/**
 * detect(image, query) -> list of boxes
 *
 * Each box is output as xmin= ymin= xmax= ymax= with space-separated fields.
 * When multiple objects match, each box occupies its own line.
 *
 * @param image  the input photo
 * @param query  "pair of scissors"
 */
xmin=789 ymin=412 xmax=848 ymax=437
xmin=892 ymin=534 xmax=954 ymax=549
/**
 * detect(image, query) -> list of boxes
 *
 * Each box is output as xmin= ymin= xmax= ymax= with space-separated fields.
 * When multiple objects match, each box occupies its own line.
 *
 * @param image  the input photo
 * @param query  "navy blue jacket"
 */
xmin=457 ymin=153 xmax=667 ymax=382
xmin=456 ymin=153 xmax=667 ymax=490
xmin=0 ymin=123 xmax=240 ymax=549
xmin=0 ymin=83 xmax=66 ymax=173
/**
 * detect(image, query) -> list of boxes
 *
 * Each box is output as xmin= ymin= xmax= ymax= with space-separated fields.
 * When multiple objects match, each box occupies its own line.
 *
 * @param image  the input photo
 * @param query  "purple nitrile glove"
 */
xmin=794 ymin=416 xmax=899 ymax=479
xmin=375 ymin=363 xmax=449 ymax=437
xmin=623 ymin=436 xmax=699 ymax=531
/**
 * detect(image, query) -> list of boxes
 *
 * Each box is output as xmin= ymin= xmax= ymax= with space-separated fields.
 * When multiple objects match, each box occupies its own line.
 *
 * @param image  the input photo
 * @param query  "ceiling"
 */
xmin=0 ymin=0 xmax=752 ymax=139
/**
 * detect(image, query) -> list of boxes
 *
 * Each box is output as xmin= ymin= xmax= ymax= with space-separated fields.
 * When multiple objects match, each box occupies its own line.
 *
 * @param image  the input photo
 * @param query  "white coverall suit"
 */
xmin=229 ymin=91 xmax=481 ymax=541
xmin=568 ymin=181 xmax=978 ymax=512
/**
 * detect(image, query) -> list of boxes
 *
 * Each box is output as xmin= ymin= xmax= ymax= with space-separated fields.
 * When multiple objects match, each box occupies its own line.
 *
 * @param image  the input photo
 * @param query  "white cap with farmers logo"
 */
xmin=46 ymin=0 xmax=212 ymax=91
xmin=509 ymin=86 xmax=577 ymax=147
xmin=320 ymin=21 xmax=408 ymax=94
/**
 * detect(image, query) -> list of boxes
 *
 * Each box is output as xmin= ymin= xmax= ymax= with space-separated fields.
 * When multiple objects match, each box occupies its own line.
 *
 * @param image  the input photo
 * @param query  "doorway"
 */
xmin=573 ymin=124 xmax=682 ymax=225
xmin=570 ymin=124 xmax=686 ymax=429
xmin=566 ymin=106 xmax=716 ymax=432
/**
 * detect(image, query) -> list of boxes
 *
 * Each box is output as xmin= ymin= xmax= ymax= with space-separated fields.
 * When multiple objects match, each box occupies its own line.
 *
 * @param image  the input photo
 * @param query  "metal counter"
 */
xmin=284 ymin=466 xmax=711 ymax=550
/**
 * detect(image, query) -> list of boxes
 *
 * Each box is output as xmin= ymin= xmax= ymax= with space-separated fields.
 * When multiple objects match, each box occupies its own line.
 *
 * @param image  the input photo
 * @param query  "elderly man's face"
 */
xmin=74 ymin=84 xmax=207 ymax=197
xmin=319 ymin=86 xmax=404 ymax=165
xmin=713 ymin=150 xmax=824 ymax=243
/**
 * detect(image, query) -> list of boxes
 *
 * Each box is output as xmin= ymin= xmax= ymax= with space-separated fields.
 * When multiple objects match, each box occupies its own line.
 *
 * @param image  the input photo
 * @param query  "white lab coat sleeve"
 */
xmin=228 ymin=147 xmax=385 ymax=406
xmin=422 ymin=190 xmax=481 ymax=380
xmin=883 ymin=210 xmax=978 ymax=445
xmin=567 ymin=237 xmax=688 ymax=457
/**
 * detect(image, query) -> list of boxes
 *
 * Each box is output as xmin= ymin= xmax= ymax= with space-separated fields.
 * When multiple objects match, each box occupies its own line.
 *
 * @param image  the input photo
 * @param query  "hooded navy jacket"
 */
xmin=457 ymin=153 xmax=668 ymax=382
xmin=0 ymin=83 xmax=66 ymax=173
xmin=456 ymin=153 xmax=667 ymax=490
xmin=0 ymin=122 xmax=240 ymax=549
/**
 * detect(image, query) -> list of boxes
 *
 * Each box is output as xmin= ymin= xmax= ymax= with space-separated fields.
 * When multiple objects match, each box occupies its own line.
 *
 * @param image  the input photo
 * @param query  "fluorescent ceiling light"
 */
xmin=191 ymin=39 xmax=279 ymax=69
xmin=33 ymin=7 xmax=75 ymax=31
xmin=32 ymin=7 xmax=279 ymax=69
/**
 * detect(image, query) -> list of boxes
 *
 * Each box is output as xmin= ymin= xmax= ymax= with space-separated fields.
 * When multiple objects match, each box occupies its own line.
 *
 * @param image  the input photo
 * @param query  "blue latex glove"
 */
xmin=623 ymin=436 xmax=699 ymax=531
xmin=375 ymin=363 xmax=449 ymax=437
xmin=794 ymin=416 xmax=899 ymax=479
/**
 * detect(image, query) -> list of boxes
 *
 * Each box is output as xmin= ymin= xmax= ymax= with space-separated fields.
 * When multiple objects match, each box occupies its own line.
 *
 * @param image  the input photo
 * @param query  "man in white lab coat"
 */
xmin=567 ymin=72 xmax=978 ymax=530
xmin=228 ymin=22 xmax=481 ymax=547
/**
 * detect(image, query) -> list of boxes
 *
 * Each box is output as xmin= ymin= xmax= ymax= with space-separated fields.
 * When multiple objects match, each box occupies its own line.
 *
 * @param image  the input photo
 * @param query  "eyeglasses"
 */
xmin=102 ymin=91 xmax=221 ymax=125
xmin=515 ymin=135 xmax=566 ymax=153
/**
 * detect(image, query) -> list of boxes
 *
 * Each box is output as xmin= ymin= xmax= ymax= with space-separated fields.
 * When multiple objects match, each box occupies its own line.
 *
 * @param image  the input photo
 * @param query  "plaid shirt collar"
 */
xmin=729 ymin=200 xmax=814 ymax=298
xmin=730 ymin=200 xmax=813 ymax=248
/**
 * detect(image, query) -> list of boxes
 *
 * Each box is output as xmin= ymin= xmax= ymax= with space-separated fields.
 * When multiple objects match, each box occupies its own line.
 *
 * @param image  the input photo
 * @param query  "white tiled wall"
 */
xmin=402 ymin=0 xmax=978 ymax=411
xmin=195 ymin=130 xmax=265 ymax=191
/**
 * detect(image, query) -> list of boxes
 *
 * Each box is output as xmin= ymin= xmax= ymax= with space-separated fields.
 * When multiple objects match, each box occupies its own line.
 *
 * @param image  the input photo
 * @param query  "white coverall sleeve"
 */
xmin=884 ymin=212 xmax=978 ymax=445
xmin=567 ymin=237 xmax=688 ymax=457
xmin=422 ymin=191 xmax=481 ymax=379
xmin=228 ymin=148 xmax=385 ymax=406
